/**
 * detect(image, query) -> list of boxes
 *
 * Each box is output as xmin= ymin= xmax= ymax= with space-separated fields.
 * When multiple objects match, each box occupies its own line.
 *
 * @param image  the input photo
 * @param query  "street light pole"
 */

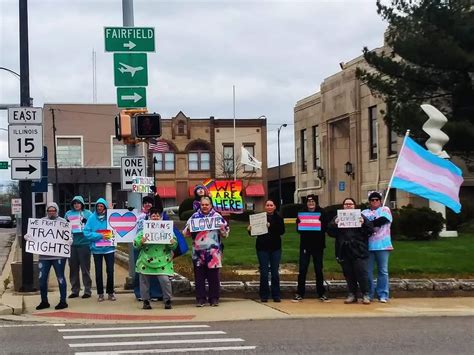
xmin=277 ymin=123 xmax=287 ymax=208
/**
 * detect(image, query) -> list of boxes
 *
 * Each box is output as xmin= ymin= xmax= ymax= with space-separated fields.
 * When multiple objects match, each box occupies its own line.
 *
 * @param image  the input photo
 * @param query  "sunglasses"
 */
xmin=370 ymin=198 xmax=380 ymax=202
xmin=47 ymin=209 xmax=57 ymax=212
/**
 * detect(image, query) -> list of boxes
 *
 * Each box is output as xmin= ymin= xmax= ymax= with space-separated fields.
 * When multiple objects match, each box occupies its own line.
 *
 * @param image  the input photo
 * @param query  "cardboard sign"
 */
xmin=132 ymin=176 xmax=154 ymax=193
xmin=189 ymin=216 xmax=225 ymax=233
xmin=205 ymin=179 xmax=243 ymax=214
xmin=337 ymin=209 xmax=362 ymax=228
xmin=143 ymin=220 xmax=174 ymax=244
xmin=249 ymin=212 xmax=268 ymax=236
xmin=107 ymin=209 xmax=139 ymax=243
xmin=95 ymin=229 xmax=116 ymax=247
xmin=297 ymin=212 xmax=321 ymax=231
xmin=25 ymin=218 xmax=72 ymax=258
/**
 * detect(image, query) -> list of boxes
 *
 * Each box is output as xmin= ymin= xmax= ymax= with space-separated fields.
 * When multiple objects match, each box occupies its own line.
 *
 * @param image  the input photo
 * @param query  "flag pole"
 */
xmin=233 ymin=85 xmax=236 ymax=181
xmin=382 ymin=129 xmax=410 ymax=207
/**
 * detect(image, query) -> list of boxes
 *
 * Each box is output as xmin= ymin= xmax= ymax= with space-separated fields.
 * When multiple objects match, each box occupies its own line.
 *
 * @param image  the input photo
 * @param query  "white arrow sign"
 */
xmin=123 ymin=40 xmax=136 ymax=50
xmin=121 ymin=93 xmax=142 ymax=103
xmin=11 ymin=159 xmax=41 ymax=180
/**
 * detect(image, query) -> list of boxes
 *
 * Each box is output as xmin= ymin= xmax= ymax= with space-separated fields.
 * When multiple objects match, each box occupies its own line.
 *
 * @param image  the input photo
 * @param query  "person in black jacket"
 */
xmin=327 ymin=197 xmax=374 ymax=304
xmin=247 ymin=199 xmax=285 ymax=302
xmin=294 ymin=194 xmax=329 ymax=302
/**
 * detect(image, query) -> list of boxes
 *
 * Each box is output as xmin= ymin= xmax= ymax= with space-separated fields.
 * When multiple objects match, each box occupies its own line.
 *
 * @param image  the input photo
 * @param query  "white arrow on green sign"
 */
xmin=104 ymin=27 xmax=155 ymax=52
xmin=114 ymin=53 xmax=148 ymax=87
xmin=117 ymin=87 xmax=147 ymax=108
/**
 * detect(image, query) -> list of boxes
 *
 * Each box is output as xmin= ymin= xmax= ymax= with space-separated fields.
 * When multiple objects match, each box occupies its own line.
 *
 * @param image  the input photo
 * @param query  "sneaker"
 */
xmin=319 ymin=295 xmax=331 ymax=302
xmin=143 ymin=300 xmax=152 ymax=310
xmin=164 ymin=300 xmax=172 ymax=309
xmin=273 ymin=298 xmax=281 ymax=303
xmin=150 ymin=298 xmax=159 ymax=302
xmin=362 ymin=295 xmax=371 ymax=305
xmin=98 ymin=295 xmax=105 ymax=302
xmin=68 ymin=293 xmax=79 ymax=299
xmin=293 ymin=294 xmax=303 ymax=302
xmin=108 ymin=294 xmax=117 ymax=301
xmin=260 ymin=299 xmax=268 ymax=303
xmin=81 ymin=294 xmax=91 ymax=299
xmin=379 ymin=298 xmax=388 ymax=303
xmin=35 ymin=301 xmax=50 ymax=310
xmin=344 ymin=294 xmax=357 ymax=304
xmin=137 ymin=297 xmax=143 ymax=302
xmin=55 ymin=301 xmax=68 ymax=310
xmin=196 ymin=302 xmax=205 ymax=307
xmin=210 ymin=301 xmax=219 ymax=307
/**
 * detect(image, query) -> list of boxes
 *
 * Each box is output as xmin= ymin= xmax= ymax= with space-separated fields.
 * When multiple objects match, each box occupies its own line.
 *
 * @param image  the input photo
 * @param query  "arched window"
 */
xmin=178 ymin=121 xmax=185 ymax=135
xmin=188 ymin=142 xmax=210 ymax=171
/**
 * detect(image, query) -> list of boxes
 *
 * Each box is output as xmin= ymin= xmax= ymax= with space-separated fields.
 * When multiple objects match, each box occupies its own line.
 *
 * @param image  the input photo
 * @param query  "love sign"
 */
xmin=107 ymin=209 xmax=139 ymax=243
xmin=189 ymin=216 xmax=224 ymax=233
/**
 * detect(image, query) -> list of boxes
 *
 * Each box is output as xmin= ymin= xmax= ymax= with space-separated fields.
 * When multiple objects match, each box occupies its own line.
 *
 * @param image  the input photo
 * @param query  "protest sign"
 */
xmin=68 ymin=214 xmax=83 ymax=233
xmin=107 ymin=209 xmax=139 ymax=243
xmin=189 ymin=216 xmax=225 ymax=233
xmin=132 ymin=176 xmax=154 ymax=193
xmin=297 ymin=212 xmax=322 ymax=231
xmin=95 ymin=229 xmax=116 ymax=247
xmin=249 ymin=212 xmax=268 ymax=236
xmin=25 ymin=218 xmax=72 ymax=258
xmin=143 ymin=220 xmax=174 ymax=244
xmin=337 ymin=209 xmax=362 ymax=228
xmin=204 ymin=179 xmax=243 ymax=214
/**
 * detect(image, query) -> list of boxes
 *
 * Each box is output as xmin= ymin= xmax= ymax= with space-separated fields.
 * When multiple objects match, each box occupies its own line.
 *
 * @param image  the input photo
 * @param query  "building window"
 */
xmin=243 ymin=144 xmax=256 ymax=173
xmin=188 ymin=142 xmax=210 ymax=171
xmin=369 ymin=106 xmax=378 ymax=160
xmin=178 ymin=121 xmax=185 ymax=135
xmin=154 ymin=152 xmax=175 ymax=171
xmin=111 ymin=137 xmax=127 ymax=167
xmin=388 ymin=123 xmax=398 ymax=155
xmin=312 ymin=125 xmax=320 ymax=170
xmin=300 ymin=129 xmax=307 ymax=172
xmin=223 ymin=144 xmax=234 ymax=175
xmin=57 ymin=137 xmax=82 ymax=167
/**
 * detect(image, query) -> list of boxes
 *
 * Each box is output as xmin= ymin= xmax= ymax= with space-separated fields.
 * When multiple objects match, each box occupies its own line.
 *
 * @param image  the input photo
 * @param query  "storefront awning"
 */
xmin=189 ymin=186 xmax=195 ymax=197
xmin=157 ymin=186 xmax=176 ymax=198
xmin=245 ymin=184 xmax=265 ymax=197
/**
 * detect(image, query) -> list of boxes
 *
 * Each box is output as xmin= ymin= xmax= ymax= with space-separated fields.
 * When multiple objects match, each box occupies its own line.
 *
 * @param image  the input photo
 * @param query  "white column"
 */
xmin=105 ymin=182 xmax=113 ymax=207
xmin=47 ymin=183 xmax=54 ymax=204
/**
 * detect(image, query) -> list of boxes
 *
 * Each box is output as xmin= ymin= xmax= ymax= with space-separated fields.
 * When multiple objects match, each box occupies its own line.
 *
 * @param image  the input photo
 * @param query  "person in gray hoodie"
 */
xmin=64 ymin=196 xmax=93 ymax=299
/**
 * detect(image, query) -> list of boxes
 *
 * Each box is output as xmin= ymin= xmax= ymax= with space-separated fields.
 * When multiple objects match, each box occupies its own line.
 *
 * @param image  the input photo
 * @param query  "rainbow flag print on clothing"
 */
xmin=297 ymin=212 xmax=321 ymax=231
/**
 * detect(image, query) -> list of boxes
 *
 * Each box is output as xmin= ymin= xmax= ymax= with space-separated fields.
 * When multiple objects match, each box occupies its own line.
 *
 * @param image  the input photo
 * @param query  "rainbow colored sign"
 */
xmin=297 ymin=212 xmax=321 ymax=231
xmin=204 ymin=179 xmax=243 ymax=214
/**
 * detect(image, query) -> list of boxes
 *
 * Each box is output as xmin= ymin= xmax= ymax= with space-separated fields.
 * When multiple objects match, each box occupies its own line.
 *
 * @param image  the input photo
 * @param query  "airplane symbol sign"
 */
xmin=114 ymin=53 xmax=148 ymax=86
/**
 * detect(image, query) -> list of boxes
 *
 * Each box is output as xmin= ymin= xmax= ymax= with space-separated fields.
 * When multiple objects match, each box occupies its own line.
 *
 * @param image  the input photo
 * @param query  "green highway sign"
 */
xmin=117 ymin=87 xmax=147 ymax=108
xmin=104 ymin=27 xmax=155 ymax=52
xmin=0 ymin=161 xmax=9 ymax=169
xmin=114 ymin=53 xmax=148 ymax=87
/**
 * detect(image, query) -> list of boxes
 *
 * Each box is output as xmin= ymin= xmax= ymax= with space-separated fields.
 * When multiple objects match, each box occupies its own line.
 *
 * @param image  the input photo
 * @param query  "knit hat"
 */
xmin=368 ymin=191 xmax=383 ymax=200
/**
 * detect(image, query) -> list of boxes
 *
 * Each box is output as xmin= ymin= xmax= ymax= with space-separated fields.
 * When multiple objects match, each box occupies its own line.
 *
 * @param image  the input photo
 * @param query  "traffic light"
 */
xmin=115 ymin=109 xmax=147 ymax=141
xmin=135 ymin=113 xmax=161 ymax=138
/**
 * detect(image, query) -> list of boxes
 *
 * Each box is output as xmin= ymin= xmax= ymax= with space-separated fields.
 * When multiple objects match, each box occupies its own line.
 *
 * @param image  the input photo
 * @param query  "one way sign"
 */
xmin=11 ymin=159 xmax=41 ymax=180
xmin=121 ymin=156 xmax=146 ymax=191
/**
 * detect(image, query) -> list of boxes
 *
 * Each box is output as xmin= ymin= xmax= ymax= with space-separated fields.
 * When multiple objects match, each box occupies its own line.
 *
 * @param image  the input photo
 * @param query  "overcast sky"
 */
xmin=0 ymin=0 xmax=387 ymax=185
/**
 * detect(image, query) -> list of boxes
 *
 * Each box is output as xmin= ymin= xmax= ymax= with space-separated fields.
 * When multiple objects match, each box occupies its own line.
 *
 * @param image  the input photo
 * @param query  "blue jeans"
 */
xmin=257 ymin=249 xmax=281 ymax=300
xmin=93 ymin=253 xmax=115 ymax=295
xmin=368 ymin=250 xmax=390 ymax=300
xmin=38 ymin=259 xmax=67 ymax=303
xmin=133 ymin=248 xmax=162 ymax=299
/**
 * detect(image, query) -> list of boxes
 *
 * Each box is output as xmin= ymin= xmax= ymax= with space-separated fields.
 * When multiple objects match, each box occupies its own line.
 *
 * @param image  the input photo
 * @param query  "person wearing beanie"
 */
xmin=133 ymin=195 xmax=163 ymax=301
xmin=361 ymin=191 xmax=393 ymax=303
xmin=192 ymin=184 xmax=209 ymax=212
xmin=64 ymin=196 xmax=93 ymax=299
xmin=26 ymin=202 xmax=70 ymax=310
xmin=84 ymin=198 xmax=117 ymax=302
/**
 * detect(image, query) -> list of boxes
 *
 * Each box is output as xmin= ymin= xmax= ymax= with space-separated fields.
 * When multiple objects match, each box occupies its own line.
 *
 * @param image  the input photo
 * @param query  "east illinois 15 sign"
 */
xmin=8 ymin=125 xmax=43 ymax=158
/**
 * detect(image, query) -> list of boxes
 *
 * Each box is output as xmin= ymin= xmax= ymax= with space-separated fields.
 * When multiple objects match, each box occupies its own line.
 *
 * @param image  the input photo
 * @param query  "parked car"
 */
xmin=0 ymin=216 xmax=14 ymax=228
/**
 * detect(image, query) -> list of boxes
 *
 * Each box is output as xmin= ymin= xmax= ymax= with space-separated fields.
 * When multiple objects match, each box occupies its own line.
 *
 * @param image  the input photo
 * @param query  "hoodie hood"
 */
xmin=193 ymin=184 xmax=209 ymax=199
xmin=94 ymin=197 xmax=108 ymax=216
xmin=46 ymin=202 xmax=59 ymax=219
xmin=71 ymin=195 xmax=85 ymax=210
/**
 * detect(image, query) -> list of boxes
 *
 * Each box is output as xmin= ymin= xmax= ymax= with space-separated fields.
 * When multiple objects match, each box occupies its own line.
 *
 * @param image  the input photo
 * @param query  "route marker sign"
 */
xmin=11 ymin=159 xmax=41 ymax=180
xmin=114 ymin=53 xmax=148 ymax=86
xmin=8 ymin=124 xmax=43 ymax=158
xmin=104 ymin=27 xmax=155 ymax=52
xmin=121 ymin=156 xmax=146 ymax=190
xmin=117 ymin=87 xmax=147 ymax=108
xmin=8 ymin=107 xmax=43 ymax=124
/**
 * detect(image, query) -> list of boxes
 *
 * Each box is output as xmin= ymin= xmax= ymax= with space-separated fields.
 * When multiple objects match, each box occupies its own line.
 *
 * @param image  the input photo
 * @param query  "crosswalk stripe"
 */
xmin=64 ymin=330 xmax=226 ymax=339
xmin=75 ymin=345 xmax=257 ymax=354
xmin=59 ymin=324 xmax=209 ymax=332
xmin=69 ymin=338 xmax=245 ymax=348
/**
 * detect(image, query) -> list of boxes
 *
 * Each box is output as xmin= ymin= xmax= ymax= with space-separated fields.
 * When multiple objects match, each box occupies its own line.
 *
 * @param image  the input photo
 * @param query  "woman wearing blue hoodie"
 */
xmin=83 ymin=198 xmax=116 ymax=302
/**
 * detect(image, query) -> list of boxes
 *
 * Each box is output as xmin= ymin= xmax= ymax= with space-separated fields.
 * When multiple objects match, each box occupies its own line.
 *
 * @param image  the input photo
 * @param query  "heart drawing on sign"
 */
xmin=108 ymin=212 xmax=137 ymax=238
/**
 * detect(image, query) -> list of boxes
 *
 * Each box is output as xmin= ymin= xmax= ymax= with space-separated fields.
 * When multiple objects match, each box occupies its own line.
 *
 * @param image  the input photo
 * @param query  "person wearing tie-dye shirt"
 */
xmin=361 ymin=192 xmax=393 ymax=303
xmin=184 ymin=196 xmax=229 ymax=307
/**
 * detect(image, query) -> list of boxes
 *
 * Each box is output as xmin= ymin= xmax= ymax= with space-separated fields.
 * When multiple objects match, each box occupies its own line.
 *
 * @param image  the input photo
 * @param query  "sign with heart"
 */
xmin=107 ymin=209 xmax=139 ymax=243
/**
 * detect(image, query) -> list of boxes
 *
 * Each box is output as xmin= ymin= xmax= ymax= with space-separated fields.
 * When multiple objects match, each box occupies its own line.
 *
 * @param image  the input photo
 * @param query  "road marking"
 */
xmin=59 ymin=324 xmax=209 ymax=332
xmin=69 ymin=338 xmax=245 ymax=348
xmin=75 ymin=345 xmax=257 ymax=354
xmin=0 ymin=323 xmax=65 ymax=328
xmin=64 ymin=330 xmax=225 ymax=339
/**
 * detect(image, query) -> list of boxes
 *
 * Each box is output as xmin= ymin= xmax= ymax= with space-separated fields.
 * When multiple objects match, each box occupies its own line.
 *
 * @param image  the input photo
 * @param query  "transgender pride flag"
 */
xmin=391 ymin=135 xmax=463 ymax=213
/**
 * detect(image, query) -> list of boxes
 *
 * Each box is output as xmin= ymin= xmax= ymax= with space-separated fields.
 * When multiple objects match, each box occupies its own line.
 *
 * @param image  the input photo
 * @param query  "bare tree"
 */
xmin=215 ymin=149 xmax=257 ymax=187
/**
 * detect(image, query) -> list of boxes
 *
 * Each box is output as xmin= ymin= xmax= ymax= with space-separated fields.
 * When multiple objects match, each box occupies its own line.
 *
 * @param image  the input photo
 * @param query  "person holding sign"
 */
xmin=247 ymin=199 xmax=285 ymax=303
xmin=64 ymin=195 xmax=93 ymax=299
xmin=327 ymin=198 xmax=373 ymax=304
xmin=25 ymin=202 xmax=71 ymax=310
xmin=134 ymin=208 xmax=177 ymax=310
xmin=294 ymin=194 xmax=329 ymax=302
xmin=84 ymin=198 xmax=117 ymax=302
xmin=184 ymin=196 xmax=229 ymax=307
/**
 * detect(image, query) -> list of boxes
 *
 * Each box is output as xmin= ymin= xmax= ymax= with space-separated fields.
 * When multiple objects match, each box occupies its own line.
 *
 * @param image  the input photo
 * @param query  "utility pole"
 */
xmin=19 ymin=0 xmax=35 ymax=292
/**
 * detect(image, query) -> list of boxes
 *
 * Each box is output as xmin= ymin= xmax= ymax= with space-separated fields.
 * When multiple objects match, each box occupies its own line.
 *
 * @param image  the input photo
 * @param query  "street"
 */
xmin=0 ymin=316 xmax=472 ymax=354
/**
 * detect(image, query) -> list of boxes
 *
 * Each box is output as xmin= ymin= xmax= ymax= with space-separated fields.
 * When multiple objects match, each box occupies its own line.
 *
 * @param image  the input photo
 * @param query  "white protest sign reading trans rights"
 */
xmin=25 ymin=218 xmax=72 ymax=258
xmin=143 ymin=220 xmax=174 ymax=244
